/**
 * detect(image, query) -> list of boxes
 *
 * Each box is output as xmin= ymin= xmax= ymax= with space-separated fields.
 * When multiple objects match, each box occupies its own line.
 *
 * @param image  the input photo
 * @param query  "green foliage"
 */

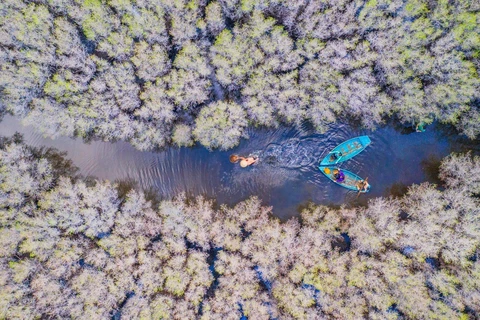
xmin=131 ymin=41 xmax=170 ymax=81
xmin=83 ymin=0 xmax=102 ymax=9
xmin=1 ymin=139 xmax=480 ymax=318
xmin=453 ymin=12 xmax=479 ymax=52
xmin=23 ymin=98 xmax=77 ymax=139
xmin=211 ymin=28 xmax=263 ymax=89
xmin=172 ymin=124 xmax=194 ymax=147
xmin=43 ymin=71 xmax=83 ymax=100
xmin=458 ymin=107 xmax=480 ymax=139
xmin=410 ymin=17 xmax=438 ymax=42
xmin=163 ymin=0 xmax=205 ymax=47
xmin=439 ymin=152 xmax=480 ymax=195
xmin=122 ymin=8 xmax=169 ymax=45
xmin=242 ymin=68 xmax=308 ymax=126
xmin=211 ymin=10 xmax=301 ymax=92
xmin=426 ymin=52 xmax=478 ymax=124
xmin=97 ymin=29 xmax=134 ymax=59
xmin=193 ymin=101 xmax=247 ymax=150
xmin=0 ymin=1 xmax=54 ymax=116
xmin=0 ymin=0 xmax=479 ymax=149
xmin=174 ymin=41 xmax=210 ymax=77
xmin=405 ymin=0 xmax=429 ymax=17
xmin=205 ymin=1 xmax=225 ymax=36
xmin=82 ymin=12 xmax=115 ymax=41
xmin=165 ymin=69 xmax=211 ymax=108
xmin=38 ymin=177 xmax=120 ymax=238
xmin=162 ymin=41 xmax=212 ymax=108
xmin=138 ymin=79 xmax=175 ymax=124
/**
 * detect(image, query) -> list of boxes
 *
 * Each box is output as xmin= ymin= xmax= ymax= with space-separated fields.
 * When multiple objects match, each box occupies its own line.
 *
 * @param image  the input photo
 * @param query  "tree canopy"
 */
xmin=0 ymin=0 xmax=478 ymax=150
xmin=1 ymin=136 xmax=479 ymax=319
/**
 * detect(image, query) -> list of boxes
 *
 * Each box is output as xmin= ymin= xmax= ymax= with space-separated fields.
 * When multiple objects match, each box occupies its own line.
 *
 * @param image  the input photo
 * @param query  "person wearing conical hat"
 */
xmin=230 ymin=155 xmax=241 ymax=163
xmin=333 ymin=168 xmax=345 ymax=183
xmin=356 ymin=178 xmax=370 ymax=192
xmin=230 ymin=154 xmax=258 ymax=167
xmin=324 ymin=167 xmax=345 ymax=182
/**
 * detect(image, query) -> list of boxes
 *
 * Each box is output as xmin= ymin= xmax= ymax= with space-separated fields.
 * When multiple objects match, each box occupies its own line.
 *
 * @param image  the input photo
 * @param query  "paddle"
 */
xmin=329 ymin=151 xmax=343 ymax=164
xmin=356 ymin=177 xmax=369 ymax=198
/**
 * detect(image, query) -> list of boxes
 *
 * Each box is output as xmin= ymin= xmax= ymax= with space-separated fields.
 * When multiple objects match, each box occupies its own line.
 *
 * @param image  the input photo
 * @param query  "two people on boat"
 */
xmin=230 ymin=154 xmax=258 ymax=167
xmin=334 ymin=169 xmax=370 ymax=191
xmin=323 ymin=167 xmax=345 ymax=183
xmin=325 ymin=167 xmax=370 ymax=191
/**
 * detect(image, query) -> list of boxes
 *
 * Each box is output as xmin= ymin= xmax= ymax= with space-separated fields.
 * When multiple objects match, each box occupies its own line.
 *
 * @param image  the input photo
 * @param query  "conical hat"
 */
xmin=240 ymin=160 xmax=248 ymax=167
xmin=324 ymin=168 xmax=331 ymax=174
xmin=230 ymin=155 xmax=239 ymax=163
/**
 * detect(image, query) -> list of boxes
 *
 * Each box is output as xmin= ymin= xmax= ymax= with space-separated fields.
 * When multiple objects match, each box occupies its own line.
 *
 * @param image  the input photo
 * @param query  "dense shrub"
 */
xmin=193 ymin=101 xmax=247 ymax=150
xmin=1 ymin=138 xmax=479 ymax=319
xmin=0 ymin=0 xmax=478 ymax=150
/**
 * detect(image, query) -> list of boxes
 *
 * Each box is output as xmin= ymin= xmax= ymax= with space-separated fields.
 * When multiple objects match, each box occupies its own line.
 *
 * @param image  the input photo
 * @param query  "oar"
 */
xmin=356 ymin=177 xmax=369 ymax=198
xmin=328 ymin=151 xmax=343 ymax=164
xmin=334 ymin=155 xmax=343 ymax=164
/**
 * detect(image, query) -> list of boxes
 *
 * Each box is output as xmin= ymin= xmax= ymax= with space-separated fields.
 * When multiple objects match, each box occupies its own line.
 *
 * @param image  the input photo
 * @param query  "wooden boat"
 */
xmin=319 ymin=136 xmax=371 ymax=166
xmin=319 ymin=166 xmax=370 ymax=192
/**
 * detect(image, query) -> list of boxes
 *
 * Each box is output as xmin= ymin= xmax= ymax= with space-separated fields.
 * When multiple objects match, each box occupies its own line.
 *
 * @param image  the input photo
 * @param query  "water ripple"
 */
xmin=1 ymin=115 xmax=477 ymax=220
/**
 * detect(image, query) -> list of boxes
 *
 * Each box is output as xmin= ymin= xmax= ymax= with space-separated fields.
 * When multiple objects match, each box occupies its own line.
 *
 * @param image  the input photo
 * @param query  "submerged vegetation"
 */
xmin=1 ymin=137 xmax=479 ymax=319
xmin=0 ymin=0 xmax=479 ymax=150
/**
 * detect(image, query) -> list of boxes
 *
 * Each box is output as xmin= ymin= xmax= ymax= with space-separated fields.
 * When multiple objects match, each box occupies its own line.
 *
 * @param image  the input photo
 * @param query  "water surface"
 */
xmin=1 ymin=115 xmax=477 ymax=220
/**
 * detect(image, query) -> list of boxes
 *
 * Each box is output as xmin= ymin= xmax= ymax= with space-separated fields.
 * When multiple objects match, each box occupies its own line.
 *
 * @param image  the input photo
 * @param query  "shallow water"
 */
xmin=1 ymin=115 xmax=477 ymax=220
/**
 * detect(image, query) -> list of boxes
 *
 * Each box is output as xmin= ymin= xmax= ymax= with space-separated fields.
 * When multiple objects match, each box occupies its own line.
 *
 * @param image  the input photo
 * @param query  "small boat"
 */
xmin=319 ymin=136 xmax=371 ymax=166
xmin=319 ymin=166 xmax=370 ymax=192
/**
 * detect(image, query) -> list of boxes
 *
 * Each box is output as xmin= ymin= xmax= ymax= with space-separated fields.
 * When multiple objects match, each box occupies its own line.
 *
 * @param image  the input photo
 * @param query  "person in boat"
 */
xmin=230 ymin=154 xmax=258 ymax=167
xmin=356 ymin=178 xmax=370 ymax=192
xmin=416 ymin=122 xmax=426 ymax=132
xmin=333 ymin=169 xmax=345 ymax=183
xmin=329 ymin=152 xmax=342 ymax=162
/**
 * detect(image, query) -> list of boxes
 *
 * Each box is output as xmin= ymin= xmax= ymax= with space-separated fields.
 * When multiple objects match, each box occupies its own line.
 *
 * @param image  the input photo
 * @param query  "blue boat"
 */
xmin=319 ymin=166 xmax=370 ymax=192
xmin=319 ymin=136 xmax=371 ymax=166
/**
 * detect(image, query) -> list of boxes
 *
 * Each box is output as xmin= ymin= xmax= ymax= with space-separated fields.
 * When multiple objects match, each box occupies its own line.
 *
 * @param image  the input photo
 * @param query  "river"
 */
xmin=1 ymin=115 xmax=477 ymax=220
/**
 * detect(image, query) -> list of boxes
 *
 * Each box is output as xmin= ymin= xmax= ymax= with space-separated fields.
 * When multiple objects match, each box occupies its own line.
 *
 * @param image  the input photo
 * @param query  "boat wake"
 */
xmin=258 ymin=138 xmax=320 ymax=170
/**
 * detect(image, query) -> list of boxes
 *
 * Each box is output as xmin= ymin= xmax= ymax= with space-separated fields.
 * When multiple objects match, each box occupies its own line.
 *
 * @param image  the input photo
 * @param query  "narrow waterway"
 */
xmin=1 ymin=115 xmax=477 ymax=220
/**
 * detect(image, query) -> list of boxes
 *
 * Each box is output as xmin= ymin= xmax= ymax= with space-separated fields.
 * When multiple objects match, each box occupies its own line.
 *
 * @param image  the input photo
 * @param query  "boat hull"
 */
xmin=319 ymin=166 xmax=370 ymax=192
xmin=319 ymin=136 xmax=371 ymax=166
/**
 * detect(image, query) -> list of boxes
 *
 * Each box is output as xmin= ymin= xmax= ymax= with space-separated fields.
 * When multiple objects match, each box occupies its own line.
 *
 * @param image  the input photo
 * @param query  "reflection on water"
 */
xmin=420 ymin=156 xmax=443 ymax=186
xmin=0 ymin=115 xmax=478 ymax=220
